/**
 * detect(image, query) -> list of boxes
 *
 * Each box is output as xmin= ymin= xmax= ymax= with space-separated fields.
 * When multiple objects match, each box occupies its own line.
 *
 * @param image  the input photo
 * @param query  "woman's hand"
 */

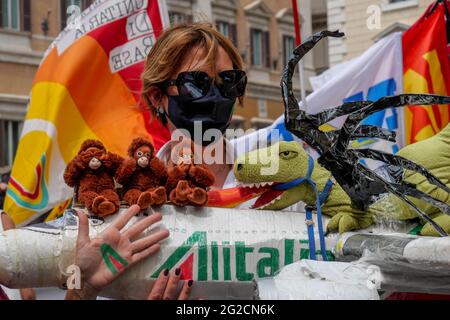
xmin=67 ymin=205 xmax=169 ymax=300
xmin=148 ymin=269 xmax=193 ymax=300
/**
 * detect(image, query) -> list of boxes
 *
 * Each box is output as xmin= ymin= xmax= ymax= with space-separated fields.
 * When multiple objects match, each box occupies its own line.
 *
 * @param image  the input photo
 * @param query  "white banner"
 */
xmin=232 ymin=32 xmax=404 ymax=163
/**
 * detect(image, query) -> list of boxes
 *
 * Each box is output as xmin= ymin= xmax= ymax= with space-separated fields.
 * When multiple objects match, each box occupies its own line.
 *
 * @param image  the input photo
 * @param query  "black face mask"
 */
xmin=166 ymin=85 xmax=236 ymax=146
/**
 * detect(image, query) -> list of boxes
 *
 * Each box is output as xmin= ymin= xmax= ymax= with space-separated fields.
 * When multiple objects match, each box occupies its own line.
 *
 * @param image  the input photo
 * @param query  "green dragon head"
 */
xmin=233 ymin=141 xmax=376 ymax=233
xmin=233 ymin=141 xmax=315 ymax=209
xmin=234 ymin=141 xmax=309 ymax=186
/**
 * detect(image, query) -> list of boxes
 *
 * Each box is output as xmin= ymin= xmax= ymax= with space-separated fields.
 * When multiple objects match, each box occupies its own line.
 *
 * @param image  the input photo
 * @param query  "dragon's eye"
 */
xmin=279 ymin=151 xmax=298 ymax=160
xmin=137 ymin=151 xmax=143 ymax=157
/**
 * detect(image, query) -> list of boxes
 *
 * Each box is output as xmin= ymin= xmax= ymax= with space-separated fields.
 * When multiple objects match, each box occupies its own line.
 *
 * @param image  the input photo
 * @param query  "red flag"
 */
xmin=403 ymin=1 xmax=450 ymax=144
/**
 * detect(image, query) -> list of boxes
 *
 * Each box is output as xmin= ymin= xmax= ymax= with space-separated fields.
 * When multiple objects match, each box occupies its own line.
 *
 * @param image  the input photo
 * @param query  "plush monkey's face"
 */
xmin=176 ymin=147 xmax=193 ymax=166
xmin=89 ymin=157 xmax=102 ymax=170
xmin=134 ymin=145 xmax=152 ymax=168
xmin=82 ymin=147 xmax=104 ymax=170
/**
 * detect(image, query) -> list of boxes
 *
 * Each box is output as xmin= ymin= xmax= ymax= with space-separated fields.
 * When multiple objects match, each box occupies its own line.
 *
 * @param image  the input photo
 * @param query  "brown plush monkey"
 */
xmin=115 ymin=138 xmax=167 ymax=209
xmin=166 ymin=147 xmax=215 ymax=206
xmin=64 ymin=140 xmax=123 ymax=217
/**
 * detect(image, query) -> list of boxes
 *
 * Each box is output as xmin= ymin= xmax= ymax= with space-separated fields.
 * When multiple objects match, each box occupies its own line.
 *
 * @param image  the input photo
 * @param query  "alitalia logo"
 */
xmin=151 ymin=231 xmax=334 ymax=281
xmin=101 ymin=243 xmax=129 ymax=275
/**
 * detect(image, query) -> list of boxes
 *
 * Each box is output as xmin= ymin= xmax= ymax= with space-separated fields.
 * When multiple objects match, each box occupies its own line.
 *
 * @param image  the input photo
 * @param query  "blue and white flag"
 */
xmin=232 ymin=32 xmax=404 ymax=162
xmin=308 ymin=32 xmax=404 ymax=154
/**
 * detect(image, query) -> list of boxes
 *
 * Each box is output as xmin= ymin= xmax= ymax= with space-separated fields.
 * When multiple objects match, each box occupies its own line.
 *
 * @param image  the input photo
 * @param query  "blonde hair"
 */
xmin=141 ymin=22 xmax=245 ymax=117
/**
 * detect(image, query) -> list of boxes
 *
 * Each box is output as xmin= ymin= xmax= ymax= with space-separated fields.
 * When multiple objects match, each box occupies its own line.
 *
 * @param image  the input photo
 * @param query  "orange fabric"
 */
xmin=34 ymin=38 xmax=152 ymax=156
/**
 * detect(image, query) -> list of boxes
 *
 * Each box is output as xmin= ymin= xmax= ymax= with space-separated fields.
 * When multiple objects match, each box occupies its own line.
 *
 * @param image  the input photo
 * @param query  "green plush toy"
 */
xmin=387 ymin=123 xmax=450 ymax=236
xmin=234 ymin=124 xmax=450 ymax=236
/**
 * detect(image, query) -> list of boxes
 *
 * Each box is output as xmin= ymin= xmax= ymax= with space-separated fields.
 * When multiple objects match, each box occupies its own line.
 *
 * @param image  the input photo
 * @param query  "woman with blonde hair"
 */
xmin=141 ymin=22 xmax=247 ymax=188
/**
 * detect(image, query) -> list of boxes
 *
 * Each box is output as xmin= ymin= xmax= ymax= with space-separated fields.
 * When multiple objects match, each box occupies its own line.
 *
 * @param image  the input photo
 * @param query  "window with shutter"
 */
xmin=60 ymin=0 xmax=67 ymax=30
xmin=263 ymin=31 xmax=270 ymax=68
xmin=0 ymin=119 xmax=23 ymax=167
xmin=230 ymin=23 xmax=237 ymax=47
xmin=217 ymin=21 xmax=230 ymax=38
xmin=217 ymin=21 xmax=237 ymax=47
xmin=10 ymin=0 xmax=18 ymax=29
xmin=283 ymin=35 xmax=295 ymax=68
xmin=22 ymin=0 xmax=30 ymax=32
xmin=251 ymin=28 xmax=265 ymax=67
xmin=0 ymin=2 xmax=3 ymax=27
xmin=250 ymin=28 xmax=270 ymax=69
xmin=1 ymin=0 xmax=20 ymax=30
xmin=250 ymin=28 xmax=255 ymax=65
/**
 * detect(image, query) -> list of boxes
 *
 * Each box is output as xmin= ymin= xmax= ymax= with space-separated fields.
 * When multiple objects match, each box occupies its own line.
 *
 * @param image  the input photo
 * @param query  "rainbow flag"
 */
xmin=403 ymin=1 xmax=450 ymax=144
xmin=5 ymin=0 xmax=170 ymax=225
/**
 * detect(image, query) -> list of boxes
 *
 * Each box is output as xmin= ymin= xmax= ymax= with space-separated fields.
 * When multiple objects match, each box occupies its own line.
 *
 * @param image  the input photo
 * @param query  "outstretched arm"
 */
xmin=115 ymin=157 xmax=136 ymax=185
xmin=1 ymin=211 xmax=37 ymax=300
xmin=65 ymin=206 xmax=169 ymax=300
xmin=64 ymin=155 xmax=85 ymax=188
xmin=166 ymin=165 xmax=188 ymax=192
xmin=102 ymin=152 xmax=124 ymax=171
xmin=189 ymin=164 xmax=215 ymax=188
xmin=150 ymin=158 xmax=168 ymax=183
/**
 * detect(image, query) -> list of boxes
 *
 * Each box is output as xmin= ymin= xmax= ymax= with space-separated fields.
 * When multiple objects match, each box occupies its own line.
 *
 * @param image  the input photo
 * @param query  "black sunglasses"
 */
xmin=161 ymin=70 xmax=247 ymax=101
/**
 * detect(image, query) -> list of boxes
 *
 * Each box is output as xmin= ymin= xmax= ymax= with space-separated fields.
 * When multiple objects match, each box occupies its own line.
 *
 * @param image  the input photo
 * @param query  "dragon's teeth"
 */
xmin=239 ymin=181 xmax=276 ymax=188
xmin=261 ymin=182 xmax=272 ymax=187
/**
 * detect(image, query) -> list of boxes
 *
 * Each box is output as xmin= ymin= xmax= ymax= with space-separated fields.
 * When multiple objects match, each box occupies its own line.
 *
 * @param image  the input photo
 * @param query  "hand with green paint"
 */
xmin=69 ymin=205 xmax=170 ymax=299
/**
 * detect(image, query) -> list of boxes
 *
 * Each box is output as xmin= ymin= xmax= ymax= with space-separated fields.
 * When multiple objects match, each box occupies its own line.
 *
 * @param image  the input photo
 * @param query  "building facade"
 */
xmin=0 ymin=0 xmax=95 ymax=168
xmin=167 ymin=0 xmax=329 ymax=130
xmin=328 ymin=0 xmax=436 ymax=66
xmin=0 ymin=0 xmax=329 ymax=168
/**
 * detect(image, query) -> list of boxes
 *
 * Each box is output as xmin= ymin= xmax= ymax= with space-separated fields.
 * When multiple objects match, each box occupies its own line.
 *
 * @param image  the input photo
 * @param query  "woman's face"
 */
xmin=151 ymin=45 xmax=234 ymax=133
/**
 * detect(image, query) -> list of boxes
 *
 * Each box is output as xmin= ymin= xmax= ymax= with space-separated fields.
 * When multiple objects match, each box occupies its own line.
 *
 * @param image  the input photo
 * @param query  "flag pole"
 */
xmin=292 ymin=0 xmax=308 ymax=110
xmin=428 ymin=0 xmax=450 ymax=43
xmin=442 ymin=0 xmax=450 ymax=47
